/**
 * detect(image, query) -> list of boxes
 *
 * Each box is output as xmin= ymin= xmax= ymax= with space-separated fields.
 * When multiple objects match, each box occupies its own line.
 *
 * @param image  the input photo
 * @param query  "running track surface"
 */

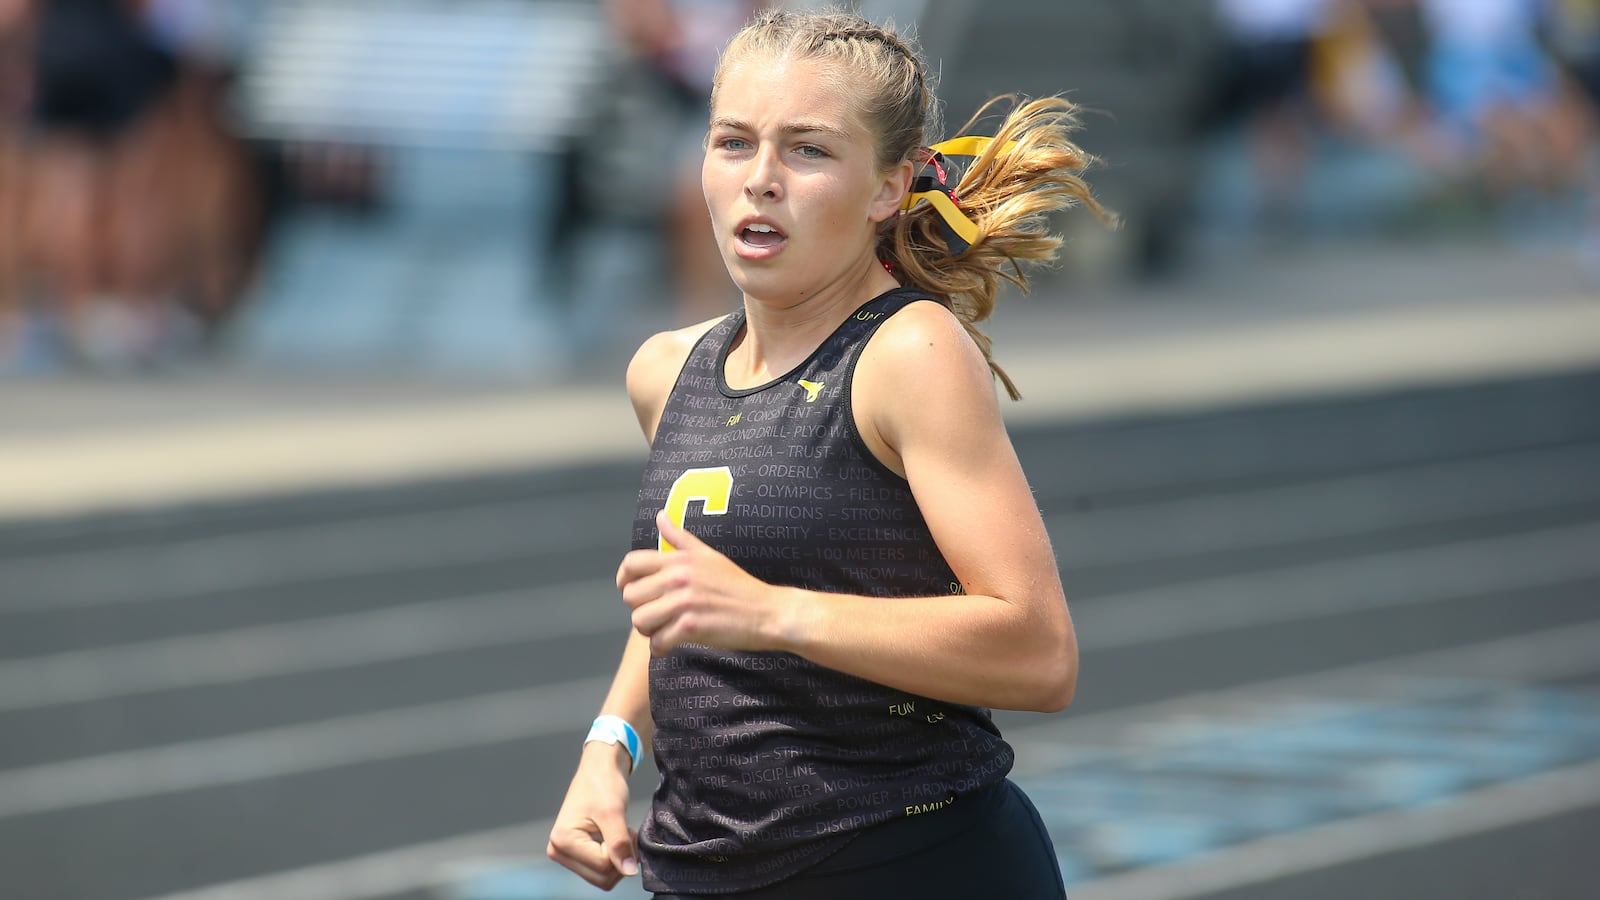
xmin=2 ymin=368 xmax=1597 ymax=900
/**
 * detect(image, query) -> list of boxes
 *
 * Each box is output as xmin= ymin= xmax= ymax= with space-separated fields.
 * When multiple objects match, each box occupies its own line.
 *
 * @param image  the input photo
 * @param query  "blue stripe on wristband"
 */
xmin=587 ymin=715 xmax=641 ymax=773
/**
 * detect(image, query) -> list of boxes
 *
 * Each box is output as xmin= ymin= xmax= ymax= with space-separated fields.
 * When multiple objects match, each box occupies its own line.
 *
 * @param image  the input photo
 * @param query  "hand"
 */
xmin=546 ymin=743 xmax=639 ymax=890
xmin=617 ymin=511 xmax=786 ymax=655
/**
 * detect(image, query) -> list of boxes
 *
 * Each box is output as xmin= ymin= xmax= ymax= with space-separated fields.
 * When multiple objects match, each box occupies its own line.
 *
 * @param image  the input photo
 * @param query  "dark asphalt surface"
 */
xmin=2 ymin=369 xmax=1597 ymax=900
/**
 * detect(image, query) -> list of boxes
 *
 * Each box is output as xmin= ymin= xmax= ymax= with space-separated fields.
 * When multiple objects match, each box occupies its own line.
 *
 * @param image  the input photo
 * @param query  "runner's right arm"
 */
xmin=546 ymin=321 xmax=719 ymax=888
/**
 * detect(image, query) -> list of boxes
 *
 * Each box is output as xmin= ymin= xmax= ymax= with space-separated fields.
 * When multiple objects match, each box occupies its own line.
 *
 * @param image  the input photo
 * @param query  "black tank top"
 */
xmin=635 ymin=288 xmax=1015 ymax=893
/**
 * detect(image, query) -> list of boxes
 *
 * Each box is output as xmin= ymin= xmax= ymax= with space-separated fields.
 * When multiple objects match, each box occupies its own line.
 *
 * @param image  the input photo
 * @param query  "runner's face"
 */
xmin=703 ymin=54 xmax=907 ymax=305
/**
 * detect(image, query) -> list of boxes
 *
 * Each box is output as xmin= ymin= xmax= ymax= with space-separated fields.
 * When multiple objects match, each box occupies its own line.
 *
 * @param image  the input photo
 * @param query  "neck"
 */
xmin=727 ymin=259 xmax=901 ymax=388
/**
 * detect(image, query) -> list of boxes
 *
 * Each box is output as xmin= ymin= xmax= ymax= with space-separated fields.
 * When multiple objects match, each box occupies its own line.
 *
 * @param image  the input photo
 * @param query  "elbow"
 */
xmin=1034 ymin=656 xmax=1077 ymax=713
xmin=1037 ymin=682 xmax=1075 ymax=715
xmin=1026 ymin=629 xmax=1078 ymax=714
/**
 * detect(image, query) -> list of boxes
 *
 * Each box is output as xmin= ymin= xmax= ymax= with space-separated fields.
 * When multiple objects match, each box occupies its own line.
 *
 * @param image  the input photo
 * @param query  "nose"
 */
xmin=743 ymin=147 xmax=783 ymax=201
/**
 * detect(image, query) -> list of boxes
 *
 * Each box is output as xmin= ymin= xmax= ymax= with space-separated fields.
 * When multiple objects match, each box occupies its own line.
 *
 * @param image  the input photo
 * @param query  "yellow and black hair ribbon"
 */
xmin=899 ymin=136 xmax=1018 ymax=255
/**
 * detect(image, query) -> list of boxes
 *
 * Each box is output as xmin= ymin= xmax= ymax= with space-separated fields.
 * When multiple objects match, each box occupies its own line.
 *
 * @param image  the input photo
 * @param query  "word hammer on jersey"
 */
xmin=797 ymin=380 xmax=825 ymax=402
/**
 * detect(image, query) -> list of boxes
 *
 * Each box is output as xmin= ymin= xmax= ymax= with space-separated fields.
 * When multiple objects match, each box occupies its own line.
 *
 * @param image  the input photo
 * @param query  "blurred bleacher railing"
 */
xmin=223 ymin=0 xmax=1238 ymax=377
xmin=236 ymin=0 xmax=606 ymax=151
xmin=229 ymin=0 xmax=611 ymax=376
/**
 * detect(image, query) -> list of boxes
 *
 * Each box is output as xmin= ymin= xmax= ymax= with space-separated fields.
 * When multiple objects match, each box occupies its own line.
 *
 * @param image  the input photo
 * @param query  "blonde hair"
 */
xmin=713 ymin=9 xmax=1115 ymax=399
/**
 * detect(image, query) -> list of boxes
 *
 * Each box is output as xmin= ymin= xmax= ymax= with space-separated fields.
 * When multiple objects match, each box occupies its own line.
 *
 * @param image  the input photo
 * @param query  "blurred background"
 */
xmin=1 ymin=1 xmax=1598 ymax=899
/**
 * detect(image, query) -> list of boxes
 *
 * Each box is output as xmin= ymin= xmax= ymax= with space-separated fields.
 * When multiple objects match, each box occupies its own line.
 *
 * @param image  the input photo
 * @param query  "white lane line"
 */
xmin=129 ymin=818 xmax=566 ymax=900
xmin=120 ymin=621 xmax=1600 ymax=900
xmin=4 ymin=520 xmax=1595 ymax=716
xmin=1008 ymin=619 xmax=1600 ymax=771
xmin=0 ymin=676 xmax=611 ymax=820
xmin=0 ymin=579 xmax=621 ymax=713
xmin=1074 ymin=520 xmax=1600 ymax=651
xmin=7 ymin=437 xmax=1594 ymax=615
xmin=1047 ymin=443 xmax=1600 ymax=568
xmin=0 ymin=492 xmax=619 ymax=613
xmin=4 ymin=616 xmax=1596 ymax=830
xmin=1067 ymin=758 xmax=1600 ymax=900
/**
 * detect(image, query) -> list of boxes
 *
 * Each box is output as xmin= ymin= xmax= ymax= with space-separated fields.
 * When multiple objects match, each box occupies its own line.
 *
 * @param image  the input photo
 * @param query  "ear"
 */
xmin=867 ymin=158 xmax=914 ymax=224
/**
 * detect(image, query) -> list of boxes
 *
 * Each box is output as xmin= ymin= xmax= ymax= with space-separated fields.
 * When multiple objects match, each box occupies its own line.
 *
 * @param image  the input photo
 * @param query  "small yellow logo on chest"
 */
xmin=797 ymin=379 xmax=825 ymax=402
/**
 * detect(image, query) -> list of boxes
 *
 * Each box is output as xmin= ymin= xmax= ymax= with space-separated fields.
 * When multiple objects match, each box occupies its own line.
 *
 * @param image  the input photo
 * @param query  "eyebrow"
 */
xmin=709 ymin=117 xmax=853 ymax=141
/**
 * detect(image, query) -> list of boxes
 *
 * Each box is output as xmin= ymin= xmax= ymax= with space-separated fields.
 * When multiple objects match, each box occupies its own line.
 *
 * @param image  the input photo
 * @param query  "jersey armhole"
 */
xmin=839 ymin=295 xmax=945 ymax=487
xmin=639 ymin=313 xmax=738 ymax=443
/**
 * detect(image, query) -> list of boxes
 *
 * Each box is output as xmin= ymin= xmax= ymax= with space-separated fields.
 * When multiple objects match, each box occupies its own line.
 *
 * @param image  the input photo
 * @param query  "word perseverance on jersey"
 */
xmin=635 ymin=288 xmax=1014 ymax=893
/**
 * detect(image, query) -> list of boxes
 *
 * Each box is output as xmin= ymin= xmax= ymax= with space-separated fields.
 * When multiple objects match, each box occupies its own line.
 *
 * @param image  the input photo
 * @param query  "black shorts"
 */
xmin=31 ymin=0 xmax=177 ymax=140
xmin=655 ymin=780 xmax=1066 ymax=899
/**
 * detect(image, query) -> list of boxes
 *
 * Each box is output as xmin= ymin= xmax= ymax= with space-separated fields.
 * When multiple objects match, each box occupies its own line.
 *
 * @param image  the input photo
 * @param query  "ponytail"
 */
xmin=882 ymin=96 xmax=1117 ymax=400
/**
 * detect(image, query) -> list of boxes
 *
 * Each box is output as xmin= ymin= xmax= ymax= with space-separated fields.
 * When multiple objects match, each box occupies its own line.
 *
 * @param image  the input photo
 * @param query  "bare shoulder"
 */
xmin=854 ymin=299 xmax=1003 ymax=474
xmin=858 ymin=300 xmax=995 ymax=408
xmin=626 ymin=315 xmax=729 ymax=442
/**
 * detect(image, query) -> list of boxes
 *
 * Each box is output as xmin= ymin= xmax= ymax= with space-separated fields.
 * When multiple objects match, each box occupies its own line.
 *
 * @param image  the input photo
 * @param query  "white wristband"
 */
xmin=586 ymin=715 xmax=641 ymax=774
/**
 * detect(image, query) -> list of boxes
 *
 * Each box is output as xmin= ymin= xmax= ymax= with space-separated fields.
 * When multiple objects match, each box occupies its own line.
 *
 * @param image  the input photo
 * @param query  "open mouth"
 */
xmin=739 ymin=223 xmax=786 ymax=248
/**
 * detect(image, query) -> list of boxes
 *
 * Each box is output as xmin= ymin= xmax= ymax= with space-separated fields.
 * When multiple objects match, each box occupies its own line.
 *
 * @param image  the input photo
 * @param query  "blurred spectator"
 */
xmin=1310 ymin=1 xmax=1422 ymax=144
xmin=582 ymin=0 xmax=763 ymax=326
xmin=19 ymin=0 xmax=183 ymax=370
xmin=4 ymin=0 xmax=261 ymax=374
xmin=1542 ymin=0 xmax=1600 ymax=274
xmin=1418 ymin=0 xmax=1586 ymax=202
xmin=1359 ymin=0 xmax=1430 ymax=95
xmin=1221 ymin=0 xmax=1597 ymax=247
xmin=0 ymin=0 xmax=33 ymax=363
xmin=0 ymin=0 xmax=27 ymax=121
xmin=140 ymin=0 xmax=265 ymax=334
xmin=1205 ymin=0 xmax=1336 ymax=232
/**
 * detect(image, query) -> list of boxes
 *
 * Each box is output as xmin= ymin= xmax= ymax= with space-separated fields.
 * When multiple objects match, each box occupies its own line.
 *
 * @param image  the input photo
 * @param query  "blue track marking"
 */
xmin=442 ymin=683 xmax=1600 ymax=898
xmin=1017 ymin=684 xmax=1600 ymax=884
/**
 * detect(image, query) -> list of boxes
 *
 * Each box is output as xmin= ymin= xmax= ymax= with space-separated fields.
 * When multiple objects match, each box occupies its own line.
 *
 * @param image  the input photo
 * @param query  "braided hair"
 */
xmin=712 ymin=9 xmax=1114 ymax=400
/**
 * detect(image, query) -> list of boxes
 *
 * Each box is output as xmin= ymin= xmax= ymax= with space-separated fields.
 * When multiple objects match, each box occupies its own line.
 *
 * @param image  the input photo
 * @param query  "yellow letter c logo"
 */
xmin=660 ymin=466 xmax=734 ymax=551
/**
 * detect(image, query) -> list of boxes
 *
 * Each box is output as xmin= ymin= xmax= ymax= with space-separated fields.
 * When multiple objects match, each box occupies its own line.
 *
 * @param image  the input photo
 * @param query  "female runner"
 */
xmin=549 ymin=8 xmax=1111 ymax=897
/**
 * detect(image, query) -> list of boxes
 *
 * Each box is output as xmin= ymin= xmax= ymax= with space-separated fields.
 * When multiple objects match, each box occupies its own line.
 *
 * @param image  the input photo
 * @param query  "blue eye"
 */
xmin=719 ymin=137 xmax=751 ymax=151
xmin=797 ymin=145 xmax=826 ymax=159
